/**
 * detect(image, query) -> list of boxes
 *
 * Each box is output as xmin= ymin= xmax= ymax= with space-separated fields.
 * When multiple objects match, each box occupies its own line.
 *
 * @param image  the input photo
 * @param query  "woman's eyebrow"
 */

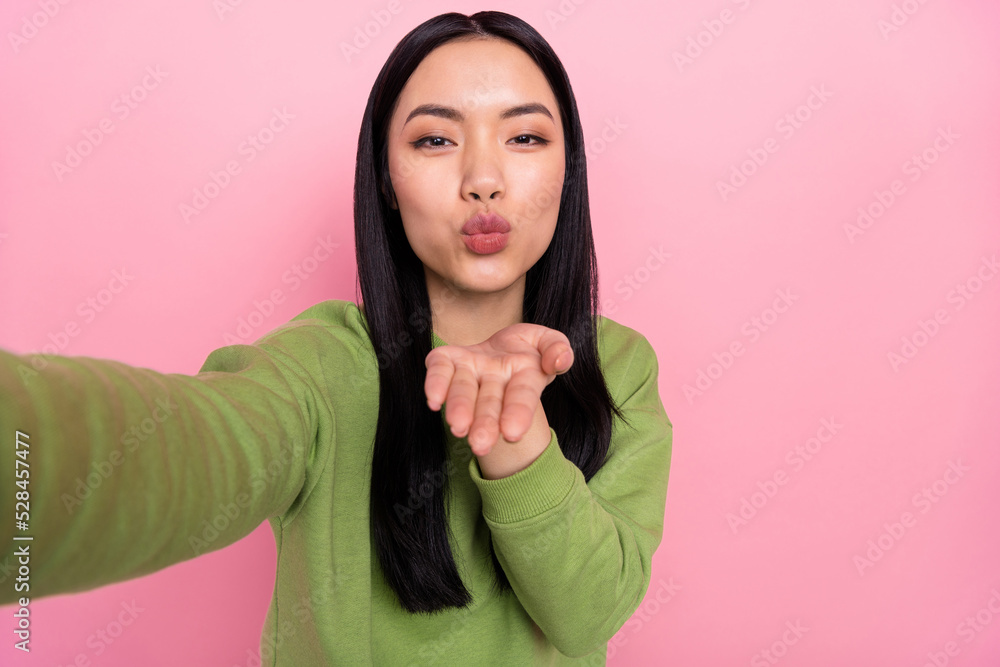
xmin=403 ymin=102 xmax=554 ymax=127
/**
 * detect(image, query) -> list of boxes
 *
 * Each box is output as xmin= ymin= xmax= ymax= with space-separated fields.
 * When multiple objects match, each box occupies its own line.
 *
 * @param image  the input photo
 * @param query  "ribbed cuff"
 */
xmin=468 ymin=428 xmax=580 ymax=525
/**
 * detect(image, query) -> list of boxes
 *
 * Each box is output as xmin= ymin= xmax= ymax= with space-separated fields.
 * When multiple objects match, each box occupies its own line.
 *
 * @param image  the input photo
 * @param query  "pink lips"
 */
xmin=461 ymin=212 xmax=510 ymax=255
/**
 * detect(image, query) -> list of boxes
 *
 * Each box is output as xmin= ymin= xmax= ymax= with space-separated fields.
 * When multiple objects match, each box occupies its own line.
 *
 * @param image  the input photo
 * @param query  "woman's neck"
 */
xmin=426 ymin=273 xmax=525 ymax=347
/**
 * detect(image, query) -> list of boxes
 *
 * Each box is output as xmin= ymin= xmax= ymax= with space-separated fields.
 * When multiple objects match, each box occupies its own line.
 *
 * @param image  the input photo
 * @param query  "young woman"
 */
xmin=0 ymin=11 xmax=672 ymax=666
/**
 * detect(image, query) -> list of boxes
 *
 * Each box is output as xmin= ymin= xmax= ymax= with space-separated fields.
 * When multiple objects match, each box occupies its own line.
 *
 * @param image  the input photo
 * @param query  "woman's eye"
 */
xmin=411 ymin=136 xmax=452 ymax=149
xmin=510 ymin=134 xmax=548 ymax=146
xmin=411 ymin=134 xmax=549 ymax=149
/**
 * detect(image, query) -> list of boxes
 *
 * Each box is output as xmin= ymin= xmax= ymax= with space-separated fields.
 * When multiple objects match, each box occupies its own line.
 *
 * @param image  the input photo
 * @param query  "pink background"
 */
xmin=2 ymin=0 xmax=999 ymax=665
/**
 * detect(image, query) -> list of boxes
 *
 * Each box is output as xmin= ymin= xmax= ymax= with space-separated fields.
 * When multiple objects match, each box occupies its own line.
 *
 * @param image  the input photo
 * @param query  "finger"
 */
xmin=536 ymin=329 xmax=574 ymax=376
xmin=498 ymin=369 xmax=547 ymax=442
xmin=424 ymin=350 xmax=456 ymax=411
xmin=468 ymin=374 xmax=505 ymax=455
xmin=444 ymin=364 xmax=479 ymax=438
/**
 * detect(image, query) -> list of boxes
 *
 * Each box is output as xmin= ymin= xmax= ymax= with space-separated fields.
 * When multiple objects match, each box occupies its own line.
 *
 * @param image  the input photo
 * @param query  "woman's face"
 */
xmin=385 ymin=37 xmax=565 ymax=300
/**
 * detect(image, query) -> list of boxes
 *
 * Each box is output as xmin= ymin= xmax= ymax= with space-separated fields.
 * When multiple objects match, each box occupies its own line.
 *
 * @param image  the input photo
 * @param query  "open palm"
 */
xmin=424 ymin=323 xmax=574 ymax=455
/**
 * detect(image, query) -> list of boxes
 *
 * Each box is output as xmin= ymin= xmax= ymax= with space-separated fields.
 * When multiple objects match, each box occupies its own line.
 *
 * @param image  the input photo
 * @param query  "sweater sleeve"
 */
xmin=0 ymin=324 xmax=327 ymax=605
xmin=467 ymin=329 xmax=672 ymax=658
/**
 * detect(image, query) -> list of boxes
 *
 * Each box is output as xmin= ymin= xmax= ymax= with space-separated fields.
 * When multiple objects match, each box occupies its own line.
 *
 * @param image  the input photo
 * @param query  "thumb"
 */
xmin=538 ymin=332 xmax=574 ymax=376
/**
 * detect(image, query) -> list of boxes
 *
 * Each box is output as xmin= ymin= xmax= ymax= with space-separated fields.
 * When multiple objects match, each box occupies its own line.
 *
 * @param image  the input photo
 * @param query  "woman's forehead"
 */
xmin=393 ymin=39 xmax=557 ymax=124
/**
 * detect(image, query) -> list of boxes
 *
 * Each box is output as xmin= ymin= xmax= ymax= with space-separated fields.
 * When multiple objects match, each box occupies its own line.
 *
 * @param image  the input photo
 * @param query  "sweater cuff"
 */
xmin=468 ymin=427 xmax=580 ymax=525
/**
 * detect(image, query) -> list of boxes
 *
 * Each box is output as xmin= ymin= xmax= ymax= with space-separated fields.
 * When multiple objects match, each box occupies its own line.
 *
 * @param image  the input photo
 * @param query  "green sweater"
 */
xmin=0 ymin=300 xmax=672 ymax=665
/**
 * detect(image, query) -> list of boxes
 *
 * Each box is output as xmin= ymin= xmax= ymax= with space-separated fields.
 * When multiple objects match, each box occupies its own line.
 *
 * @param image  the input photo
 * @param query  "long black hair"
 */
xmin=354 ymin=10 xmax=625 ymax=614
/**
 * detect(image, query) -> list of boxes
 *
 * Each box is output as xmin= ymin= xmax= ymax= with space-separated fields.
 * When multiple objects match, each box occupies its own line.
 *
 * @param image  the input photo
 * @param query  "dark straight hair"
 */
xmin=354 ymin=10 xmax=626 ymax=614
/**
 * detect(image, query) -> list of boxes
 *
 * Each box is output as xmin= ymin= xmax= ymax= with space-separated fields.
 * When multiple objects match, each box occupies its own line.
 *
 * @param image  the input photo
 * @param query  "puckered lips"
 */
xmin=461 ymin=212 xmax=510 ymax=255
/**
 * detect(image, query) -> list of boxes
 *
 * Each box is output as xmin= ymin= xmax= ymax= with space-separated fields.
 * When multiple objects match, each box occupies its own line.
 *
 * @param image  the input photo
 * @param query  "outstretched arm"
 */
xmin=0 ymin=324 xmax=328 ymax=605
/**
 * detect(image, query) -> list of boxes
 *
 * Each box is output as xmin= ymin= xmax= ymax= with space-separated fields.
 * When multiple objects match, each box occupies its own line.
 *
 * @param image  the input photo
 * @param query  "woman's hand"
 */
xmin=424 ymin=323 xmax=573 ymax=458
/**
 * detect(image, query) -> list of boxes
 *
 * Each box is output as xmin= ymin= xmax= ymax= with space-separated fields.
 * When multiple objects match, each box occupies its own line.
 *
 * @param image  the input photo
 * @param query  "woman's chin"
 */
xmin=449 ymin=273 xmax=523 ymax=297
